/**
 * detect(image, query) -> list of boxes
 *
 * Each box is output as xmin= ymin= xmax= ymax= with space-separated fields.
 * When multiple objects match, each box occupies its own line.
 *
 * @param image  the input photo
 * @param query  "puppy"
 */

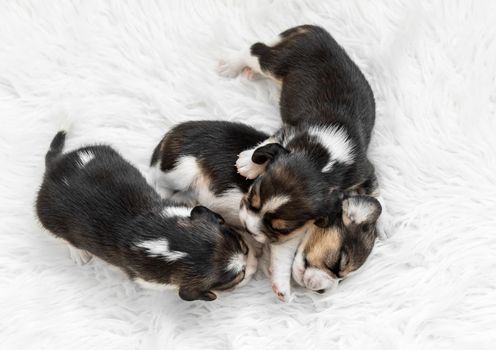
xmin=36 ymin=131 xmax=256 ymax=301
xmin=150 ymin=120 xmax=305 ymax=301
xmin=292 ymin=195 xmax=382 ymax=292
xmin=149 ymin=120 xmax=268 ymax=227
xmin=218 ymin=25 xmax=381 ymax=300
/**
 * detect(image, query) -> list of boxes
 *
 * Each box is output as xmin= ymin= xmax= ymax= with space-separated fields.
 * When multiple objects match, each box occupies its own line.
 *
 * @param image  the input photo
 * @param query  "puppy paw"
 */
xmin=236 ymin=149 xmax=265 ymax=179
xmin=271 ymin=282 xmax=292 ymax=303
xmin=217 ymin=56 xmax=244 ymax=78
xmin=242 ymin=67 xmax=254 ymax=80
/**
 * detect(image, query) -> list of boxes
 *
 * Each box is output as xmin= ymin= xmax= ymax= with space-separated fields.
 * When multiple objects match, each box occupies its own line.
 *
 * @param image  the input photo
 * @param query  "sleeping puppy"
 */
xmin=149 ymin=120 xmax=305 ymax=301
xmin=292 ymin=195 xmax=382 ymax=292
xmin=36 ymin=131 xmax=256 ymax=301
xmin=218 ymin=25 xmax=381 ymax=300
xmin=149 ymin=120 xmax=268 ymax=227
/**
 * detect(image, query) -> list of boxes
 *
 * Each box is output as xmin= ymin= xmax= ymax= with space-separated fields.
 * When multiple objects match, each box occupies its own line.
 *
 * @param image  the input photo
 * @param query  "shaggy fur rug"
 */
xmin=1 ymin=1 xmax=495 ymax=349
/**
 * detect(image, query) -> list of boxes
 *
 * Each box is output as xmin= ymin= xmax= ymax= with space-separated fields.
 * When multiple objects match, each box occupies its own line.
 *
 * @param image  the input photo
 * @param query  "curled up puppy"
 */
xmin=36 ymin=131 xmax=256 ymax=301
xmin=218 ymin=25 xmax=383 ymax=300
xmin=149 ymin=120 xmax=301 ymax=300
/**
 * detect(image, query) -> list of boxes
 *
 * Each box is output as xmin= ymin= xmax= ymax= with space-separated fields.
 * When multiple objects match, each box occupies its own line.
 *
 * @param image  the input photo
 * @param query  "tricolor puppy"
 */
xmin=36 ymin=131 xmax=255 ymax=302
xmin=218 ymin=25 xmax=381 ymax=300
xmin=149 ymin=120 xmax=304 ymax=301
xmin=149 ymin=120 xmax=268 ymax=228
xmin=292 ymin=194 xmax=382 ymax=292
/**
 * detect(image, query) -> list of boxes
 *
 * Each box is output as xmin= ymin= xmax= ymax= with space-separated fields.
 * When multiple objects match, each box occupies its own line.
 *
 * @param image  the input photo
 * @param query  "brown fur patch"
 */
xmin=251 ymin=192 xmax=261 ymax=210
xmin=304 ymin=226 xmax=342 ymax=269
xmin=271 ymin=219 xmax=289 ymax=230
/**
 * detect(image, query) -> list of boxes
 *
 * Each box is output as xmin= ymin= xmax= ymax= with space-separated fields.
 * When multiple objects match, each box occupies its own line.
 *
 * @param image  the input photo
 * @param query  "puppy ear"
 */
xmin=252 ymin=143 xmax=289 ymax=165
xmin=179 ymin=288 xmax=217 ymax=302
xmin=342 ymin=195 xmax=382 ymax=227
xmin=190 ymin=206 xmax=225 ymax=225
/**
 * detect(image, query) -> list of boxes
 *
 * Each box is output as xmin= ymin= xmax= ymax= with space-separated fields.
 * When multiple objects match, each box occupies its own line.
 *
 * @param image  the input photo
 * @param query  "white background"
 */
xmin=1 ymin=1 xmax=495 ymax=349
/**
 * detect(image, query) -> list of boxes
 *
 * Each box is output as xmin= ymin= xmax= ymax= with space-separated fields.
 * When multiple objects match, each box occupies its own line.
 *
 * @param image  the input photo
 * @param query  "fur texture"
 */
xmin=1 ymin=1 xmax=496 ymax=349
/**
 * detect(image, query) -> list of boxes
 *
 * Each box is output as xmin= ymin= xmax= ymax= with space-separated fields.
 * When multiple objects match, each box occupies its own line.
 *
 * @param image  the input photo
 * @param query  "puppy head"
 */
xmin=239 ymin=149 xmax=340 ymax=244
xmin=292 ymin=195 xmax=382 ymax=292
xmin=177 ymin=206 xmax=255 ymax=301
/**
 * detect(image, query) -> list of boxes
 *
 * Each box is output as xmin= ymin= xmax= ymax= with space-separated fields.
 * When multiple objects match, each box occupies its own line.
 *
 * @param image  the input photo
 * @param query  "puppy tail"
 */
xmin=45 ymin=131 xmax=66 ymax=169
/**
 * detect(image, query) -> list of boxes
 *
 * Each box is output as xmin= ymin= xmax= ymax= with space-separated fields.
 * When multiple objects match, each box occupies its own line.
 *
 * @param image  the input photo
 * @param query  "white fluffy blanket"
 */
xmin=1 ymin=1 xmax=495 ymax=349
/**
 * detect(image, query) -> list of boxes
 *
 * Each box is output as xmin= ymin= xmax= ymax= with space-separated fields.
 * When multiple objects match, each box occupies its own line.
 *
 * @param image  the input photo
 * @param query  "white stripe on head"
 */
xmin=262 ymin=195 xmax=290 ymax=214
xmin=77 ymin=150 xmax=95 ymax=168
xmin=308 ymin=126 xmax=355 ymax=172
xmin=136 ymin=239 xmax=188 ymax=262
xmin=226 ymin=253 xmax=245 ymax=273
xmin=162 ymin=206 xmax=191 ymax=218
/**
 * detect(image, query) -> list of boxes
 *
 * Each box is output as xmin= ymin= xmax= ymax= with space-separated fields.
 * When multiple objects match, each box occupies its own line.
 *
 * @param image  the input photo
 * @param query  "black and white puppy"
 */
xmin=149 ymin=120 xmax=268 ymax=227
xmin=149 ymin=120 xmax=296 ymax=299
xmin=36 ymin=131 xmax=256 ymax=301
xmin=218 ymin=25 xmax=382 ymax=300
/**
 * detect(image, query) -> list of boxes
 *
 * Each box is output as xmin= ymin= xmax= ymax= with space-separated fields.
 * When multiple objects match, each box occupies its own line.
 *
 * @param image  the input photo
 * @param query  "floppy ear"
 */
xmin=190 ymin=206 xmax=225 ymax=225
xmin=252 ymin=143 xmax=289 ymax=165
xmin=179 ymin=288 xmax=217 ymax=302
xmin=342 ymin=196 xmax=382 ymax=227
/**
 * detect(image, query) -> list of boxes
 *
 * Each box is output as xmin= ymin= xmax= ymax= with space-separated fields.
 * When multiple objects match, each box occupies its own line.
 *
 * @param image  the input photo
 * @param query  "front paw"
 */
xmin=236 ymin=149 xmax=265 ymax=179
xmin=271 ymin=281 xmax=291 ymax=303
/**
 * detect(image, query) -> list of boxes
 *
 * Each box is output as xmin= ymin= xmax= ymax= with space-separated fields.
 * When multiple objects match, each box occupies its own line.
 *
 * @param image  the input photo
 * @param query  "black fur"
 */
xmin=36 ymin=132 xmax=249 ymax=301
xmin=241 ymin=25 xmax=379 ymax=240
xmin=152 ymin=121 xmax=269 ymax=195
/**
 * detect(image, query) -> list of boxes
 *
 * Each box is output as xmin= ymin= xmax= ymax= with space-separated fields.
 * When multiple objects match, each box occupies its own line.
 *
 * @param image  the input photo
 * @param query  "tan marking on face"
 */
xmin=304 ymin=226 xmax=342 ymax=269
xmin=251 ymin=192 xmax=261 ymax=210
xmin=271 ymin=219 xmax=289 ymax=230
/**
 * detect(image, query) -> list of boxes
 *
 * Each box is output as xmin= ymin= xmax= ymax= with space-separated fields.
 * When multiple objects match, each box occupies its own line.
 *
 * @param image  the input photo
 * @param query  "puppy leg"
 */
xmin=68 ymin=245 xmax=92 ymax=265
xmin=270 ymin=235 xmax=303 ymax=302
xmin=217 ymin=36 xmax=284 ymax=80
xmin=217 ymin=46 xmax=261 ymax=79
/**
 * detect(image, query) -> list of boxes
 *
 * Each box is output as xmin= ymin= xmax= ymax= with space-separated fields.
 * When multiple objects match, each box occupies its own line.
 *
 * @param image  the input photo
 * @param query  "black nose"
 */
xmin=316 ymin=289 xmax=325 ymax=294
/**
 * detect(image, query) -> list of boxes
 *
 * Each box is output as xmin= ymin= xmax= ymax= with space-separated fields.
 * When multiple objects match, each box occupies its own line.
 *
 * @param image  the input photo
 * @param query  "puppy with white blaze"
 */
xmin=36 ymin=131 xmax=255 ymax=301
xmin=149 ymin=121 xmax=264 ymax=270
xmin=219 ymin=25 xmax=383 ymax=300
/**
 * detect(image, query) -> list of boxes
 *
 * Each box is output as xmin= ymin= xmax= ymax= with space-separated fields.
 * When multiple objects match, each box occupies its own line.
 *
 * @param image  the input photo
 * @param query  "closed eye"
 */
xmin=325 ymin=263 xmax=340 ymax=278
xmin=213 ymin=270 xmax=246 ymax=291
xmin=239 ymin=240 xmax=249 ymax=255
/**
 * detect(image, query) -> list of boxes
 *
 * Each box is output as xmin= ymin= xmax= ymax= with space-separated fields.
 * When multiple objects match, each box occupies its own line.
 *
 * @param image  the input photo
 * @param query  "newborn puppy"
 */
xmin=36 ymin=131 xmax=255 ymax=301
xmin=292 ymin=195 xmax=382 ymax=292
xmin=149 ymin=120 xmax=268 ymax=227
xmin=219 ymin=25 xmax=381 ymax=300
xmin=150 ymin=120 xmax=301 ymax=300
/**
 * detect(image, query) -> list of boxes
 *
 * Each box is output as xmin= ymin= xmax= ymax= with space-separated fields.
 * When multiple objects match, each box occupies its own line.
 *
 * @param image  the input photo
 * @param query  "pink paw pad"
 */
xmin=242 ymin=67 xmax=254 ymax=80
xmin=271 ymin=283 xmax=286 ymax=302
